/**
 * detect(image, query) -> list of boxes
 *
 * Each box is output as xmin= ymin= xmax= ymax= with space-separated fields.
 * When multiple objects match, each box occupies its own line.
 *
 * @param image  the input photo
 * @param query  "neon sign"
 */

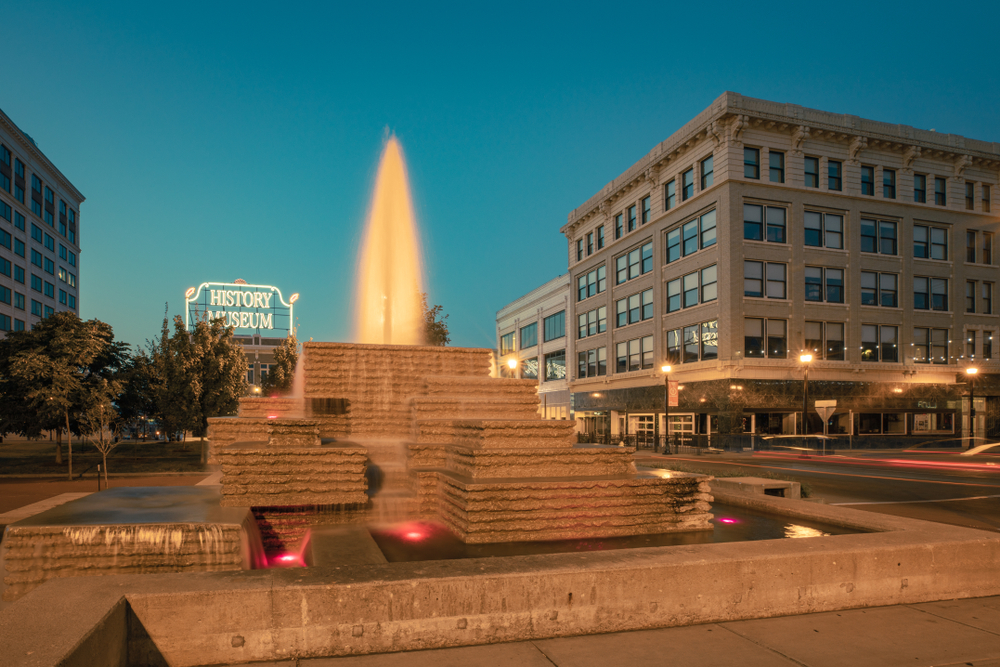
xmin=184 ymin=281 xmax=298 ymax=336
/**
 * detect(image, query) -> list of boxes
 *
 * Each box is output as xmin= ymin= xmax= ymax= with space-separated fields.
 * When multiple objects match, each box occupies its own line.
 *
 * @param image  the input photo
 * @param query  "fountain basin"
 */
xmin=1 ymin=486 xmax=263 ymax=602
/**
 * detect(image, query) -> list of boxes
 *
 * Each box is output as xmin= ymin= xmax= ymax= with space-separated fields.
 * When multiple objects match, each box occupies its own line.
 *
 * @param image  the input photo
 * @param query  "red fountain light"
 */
xmin=718 ymin=518 xmax=738 ymax=524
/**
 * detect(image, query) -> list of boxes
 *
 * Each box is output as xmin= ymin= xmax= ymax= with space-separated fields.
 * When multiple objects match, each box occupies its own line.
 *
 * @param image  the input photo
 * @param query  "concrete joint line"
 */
xmin=529 ymin=641 xmax=561 ymax=666
xmin=909 ymin=604 xmax=1000 ymax=638
xmin=717 ymin=622 xmax=811 ymax=667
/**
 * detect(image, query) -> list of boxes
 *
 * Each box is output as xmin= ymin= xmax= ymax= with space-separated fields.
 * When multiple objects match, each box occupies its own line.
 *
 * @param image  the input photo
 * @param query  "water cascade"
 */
xmin=354 ymin=137 xmax=425 ymax=345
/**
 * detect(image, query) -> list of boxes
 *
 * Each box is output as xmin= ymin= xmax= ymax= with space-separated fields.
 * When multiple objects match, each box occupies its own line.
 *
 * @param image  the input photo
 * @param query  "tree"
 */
xmin=0 ymin=313 xmax=128 ymax=479
xmin=78 ymin=377 xmax=123 ymax=489
xmin=117 ymin=351 xmax=157 ymax=439
xmin=259 ymin=330 xmax=299 ymax=396
xmin=421 ymin=292 xmax=450 ymax=346
xmin=151 ymin=310 xmax=248 ymax=442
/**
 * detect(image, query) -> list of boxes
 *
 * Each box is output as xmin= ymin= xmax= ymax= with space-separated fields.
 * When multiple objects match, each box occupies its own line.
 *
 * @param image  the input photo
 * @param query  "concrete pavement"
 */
xmin=236 ymin=596 xmax=1000 ymax=667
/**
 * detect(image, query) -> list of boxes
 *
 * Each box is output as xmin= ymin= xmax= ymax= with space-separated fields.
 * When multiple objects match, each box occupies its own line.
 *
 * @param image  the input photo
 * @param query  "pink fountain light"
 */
xmin=718 ymin=518 xmax=738 ymax=524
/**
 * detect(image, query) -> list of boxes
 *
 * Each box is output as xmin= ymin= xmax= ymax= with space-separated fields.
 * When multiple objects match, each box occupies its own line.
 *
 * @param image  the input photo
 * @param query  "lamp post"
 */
xmin=799 ymin=354 xmax=813 ymax=435
xmin=507 ymin=357 xmax=518 ymax=379
xmin=661 ymin=365 xmax=672 ymax=453
xmin=966 ymin=366 xmax=978 ymax=449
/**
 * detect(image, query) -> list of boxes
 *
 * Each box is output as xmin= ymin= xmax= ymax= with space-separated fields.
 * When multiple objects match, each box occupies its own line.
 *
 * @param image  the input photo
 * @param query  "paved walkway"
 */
xmin=234 ymin=597 xmax=1000 ymax=667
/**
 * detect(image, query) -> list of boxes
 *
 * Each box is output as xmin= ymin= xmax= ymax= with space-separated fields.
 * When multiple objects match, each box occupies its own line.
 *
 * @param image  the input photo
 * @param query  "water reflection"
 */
xmin=784 ymin=524 xmax=830 ymax=539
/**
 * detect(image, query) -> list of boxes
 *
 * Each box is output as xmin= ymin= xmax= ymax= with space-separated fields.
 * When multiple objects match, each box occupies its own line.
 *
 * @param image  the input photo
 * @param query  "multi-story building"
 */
xmin=0 ymin=108 xmax=83 ymax=332
xmin=561 ymin=92 xmax=1000 ymax=445
xmin=496 ymin=274 xmax=571 ymax=419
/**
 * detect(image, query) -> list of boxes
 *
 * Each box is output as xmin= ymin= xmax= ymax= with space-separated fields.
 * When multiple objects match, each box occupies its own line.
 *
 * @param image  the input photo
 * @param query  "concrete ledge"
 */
xmin=3 ymin=491 xmax=1000 ymax=666
xmin=711 ymin=477 xmax=801 ymax=499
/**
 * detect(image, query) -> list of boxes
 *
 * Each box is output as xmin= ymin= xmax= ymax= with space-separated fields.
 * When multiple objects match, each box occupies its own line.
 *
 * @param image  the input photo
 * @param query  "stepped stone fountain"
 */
xmin=206 ymin=341 xmax=713 ymax=547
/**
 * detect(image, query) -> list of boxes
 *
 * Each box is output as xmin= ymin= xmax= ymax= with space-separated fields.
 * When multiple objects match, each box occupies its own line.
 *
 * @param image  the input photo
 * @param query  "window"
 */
xmin=577 ymin=266 xmax=607 ymax=300
xmin=743 ymin=204 xmax=786 ymax=243
xmin=986 ymin=331 xmax=994 ymax=359
xmin=247 ymin=367 xmax=255 ymax=385
xmin=0 ymin=286 xmax=9 ymax=304
xmin=641 ymin=197 xmax=651 ymax=225
xmin=579 ymin=306 xmax=607 ymax=338
xmin=966 ymin=182 xmax=975 ymax=210
xmin=31 ymin=224 xmax=42 ymax=243
xmin=60 ymin=289 xmax=68 ymax=305
xmin=14 ymin=238 xmax=23 ymax=257
xmin=828 ymin=160 xmax=842 ymax=191
xmin=913 ymin=328 xmax=948 ymax=364
xmin=666 ymin=269 xmax=716 ymax=309
xmin=666 ymin=210 xmax=715 ymax=262
xmin=860 ymin=218 xmax=896 ymax=255
xmin=744 ymin=318 xmax=786 ymax=358
xmin=769 ymin=151 xmax=784 ymax=183
xmin=615 ymin=336 xmax=653 ymax=372
xmin=521 ymin=358 xmax=538 ymax=379
xmin=59 ymin=244 xmax=67 ymax=260
xmin=0 ymin=200 xmax=9 ymax=222
xmin=30 ymin=175 xmax=42 ymax=218
xmin=13 ymin=159 xmax=24 ymax=203
xmin=984 ymin=185 xmax=992 ymax=213
xmin=0 ymin=314 xmax=8 ymax=331
xmin=967 ymin=330 xmax=977 ymax=359
xmin=577 ymin=347 xmax=607 ymax=378
xmin=744 ymin=148 xmax=760 ymax=179
xmin=804 ymin=157 xmax=819 ymax=188
xmin=614 ymin=242 xmax=651 ymax=284
xmin=913 ymin=277 xmax=948 ymax=311
xmin=0 ymin=258 xmax=8 ymax=276
xmin=44 ymin=187 xmax=54 ymax=226
xmin=861 ymin=166 xmax=875 ymax=196
xmin=58 ymin=267 xmax=67 ymax=283
xmin=68 ymin=209 xmax=75 ymax=243
xmin=67 ymin=272 xmax=76 ymax=288
xmin=681 ymin=169 xmax=694 ymax=201
xmin=14 ymin=211 xmax=24 ymax=231
xmin=803 ymin=211 xmax=843 ymax=248
xmin=983 ymin=283 xmax=994 ymax=315
xmin=682 ymin=218 xmax=698 ymax=255
xmin=883 ymin=169 xmax=896 ymax=199
xmin=967 ymin=281 xmax=977 ymax=313
xmin=44 ymin=282 xmax=54 ymax=298
xmin=68 ymin=250 xmax=76 ymax=267
xmin=914 ymin=174 xmax=927 ymax=203
xmin=543 ymin=311 xmax=565 ymax=342
xmin=500 ymin=332 xmax=515 ymax=355
xmin=627 ymin=205 xmax=637 ymax=232
xmin=984 ymin=233 xmax=993 ymax=264
xmin=935 ymin=177 xmax=947 ymax=206
xmin=14 ymin=292 xmax=24 ymax=310
xmin=31 ymin=299 xmax=42 ymax=317
xmin=861 ymin=271 xmax=897 ymax=307
xmin=58 ymin=200 xmax=67 ymax=236
xmin=520 ymin=322 xmax=537 ymax=349
xmin=586 ymin=232 xmax=593 ymax=255
xmin=804 ymin=321 xmax=845 ymax=361
xmin=615 ymin=213 xmax=623 ymax=240
xmin=14 ymin=265 xmax=23 ymax=283
xmin=44 ymin=258 xmax=54 ymax=275
xmin=701 ymin=156 xmax=713 ymax=189
xmin=666 ymin=278 xmax=681 ymax=312
xmin=0 ymin=228 xmax=8 ymax=249
xmin=615 ymin=290 xmax=652 ymax=327
xmin=597 ymin=225 xmax=604 ymax=250
xmin=0 ymin=145 xmax=9 ymax=193
xmin=913 ymin=224 xmax=948 ymax=260
xmin=701 ymin=264 xmax=717 ymax=302
xmin=664 ymin=181 xmax=676 ymax=211
xmin=576 ymin=239 xmax=584 ymax=261
xmin=744 ymin=261 xmax=786 ymax=299
xmin=804 ymin=267 xmax=844 ymax=303
xmin=671 ymin=320 xmax=718 ymax=364
xmin=68 ymin=294 xmax=76 ymax=309
xmin=13 ymin=318 xmax=23 ymax=331
xmin=861 ymin=324 xmax=898 ymax=362
xmin=967 ymin=231 xmax=977 ymax=263
xmin=30 ymin=249 xmax=42 ymax=268
xmin=700 ymin=209 xmax=716 ymax=248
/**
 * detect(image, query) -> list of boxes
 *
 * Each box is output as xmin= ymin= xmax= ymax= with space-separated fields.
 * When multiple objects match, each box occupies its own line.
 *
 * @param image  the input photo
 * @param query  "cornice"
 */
xmin=563 ymin=92 xmax=1000 ymax=239
xmin=0 ymin=109 xmax=86 ymax=204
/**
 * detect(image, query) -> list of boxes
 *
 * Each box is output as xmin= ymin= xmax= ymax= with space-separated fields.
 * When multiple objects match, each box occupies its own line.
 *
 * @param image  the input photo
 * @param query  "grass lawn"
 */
xmin=0 ymin=438 xmax=209 ymax=476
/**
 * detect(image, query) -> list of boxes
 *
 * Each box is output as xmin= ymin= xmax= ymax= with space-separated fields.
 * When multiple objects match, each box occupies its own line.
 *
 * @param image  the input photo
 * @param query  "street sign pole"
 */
xmin=814 ymin=400 xmax=837 ymax=456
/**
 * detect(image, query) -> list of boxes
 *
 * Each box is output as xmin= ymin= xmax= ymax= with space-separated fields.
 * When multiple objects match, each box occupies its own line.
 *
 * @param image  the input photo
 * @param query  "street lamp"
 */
xmin=966 ymin=366 xmax=979 ymax=449
xmin=799 ymin=354 xmax=813 ymax=435
xmin=507 ymin=357 xmax=518 ymax=379
xmin=661 ymin=365 xmax=672 ymax=452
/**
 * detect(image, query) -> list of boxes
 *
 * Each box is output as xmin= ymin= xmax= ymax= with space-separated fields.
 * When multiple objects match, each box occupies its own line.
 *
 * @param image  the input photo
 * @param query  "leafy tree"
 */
xmin=151 ymin=310 xmax=248 ymax=442
xmin=259 ymin=330 xmax=299 ymax=396
xmin=421 ymin=292 xmax=450 ymax=346
xmin=117 ymin=350 xmax=157 ymax=439
xmin=0 ymin=313 xmax=128 ymax=479
xmin=78 ymin=377 xmax=123 ymax=488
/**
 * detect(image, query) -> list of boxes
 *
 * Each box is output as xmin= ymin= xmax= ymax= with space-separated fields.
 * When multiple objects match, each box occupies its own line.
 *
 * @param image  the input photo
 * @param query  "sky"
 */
xmin=2 ymin=0 xmax=998 ymax=351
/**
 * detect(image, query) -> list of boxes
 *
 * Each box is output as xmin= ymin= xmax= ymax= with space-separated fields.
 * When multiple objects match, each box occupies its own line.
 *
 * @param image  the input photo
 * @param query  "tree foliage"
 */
xmin=259 ymin=329 xmax=298 ymax=396
xmin=0 ymin=312 xmax=129 ymax=476
xmin=151 ymin=310 xmax=248 ymax=439
xmin=421 ymin=292 xmax=450 ymax=346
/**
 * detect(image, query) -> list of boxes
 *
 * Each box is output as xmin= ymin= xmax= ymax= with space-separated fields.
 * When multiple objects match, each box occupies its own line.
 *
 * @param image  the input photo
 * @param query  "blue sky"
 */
xmin=2 ymin=0 xmax=997 ymax=350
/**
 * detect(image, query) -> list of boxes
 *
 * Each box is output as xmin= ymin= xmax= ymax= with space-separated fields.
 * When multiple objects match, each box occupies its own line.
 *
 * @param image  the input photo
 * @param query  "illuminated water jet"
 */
xmin=354 ymin=137 xmax=424 ymax=345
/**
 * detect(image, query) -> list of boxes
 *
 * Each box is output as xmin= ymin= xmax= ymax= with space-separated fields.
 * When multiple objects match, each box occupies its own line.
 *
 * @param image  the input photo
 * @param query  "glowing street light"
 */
xmin=800 ymin=354 xmax=813 ymax=435
xmin=507 ymin=357 xmax=518 ymax=379
xmin=966 ymin=367 xmax=979 ymax=448
xmin=661 ymin=365 xmax=672 ymax=452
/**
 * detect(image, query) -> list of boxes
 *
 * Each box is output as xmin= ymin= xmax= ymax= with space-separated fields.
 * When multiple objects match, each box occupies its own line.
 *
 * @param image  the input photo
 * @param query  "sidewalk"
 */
xmin=238 ymin=596 xmax=1000 ymax=667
